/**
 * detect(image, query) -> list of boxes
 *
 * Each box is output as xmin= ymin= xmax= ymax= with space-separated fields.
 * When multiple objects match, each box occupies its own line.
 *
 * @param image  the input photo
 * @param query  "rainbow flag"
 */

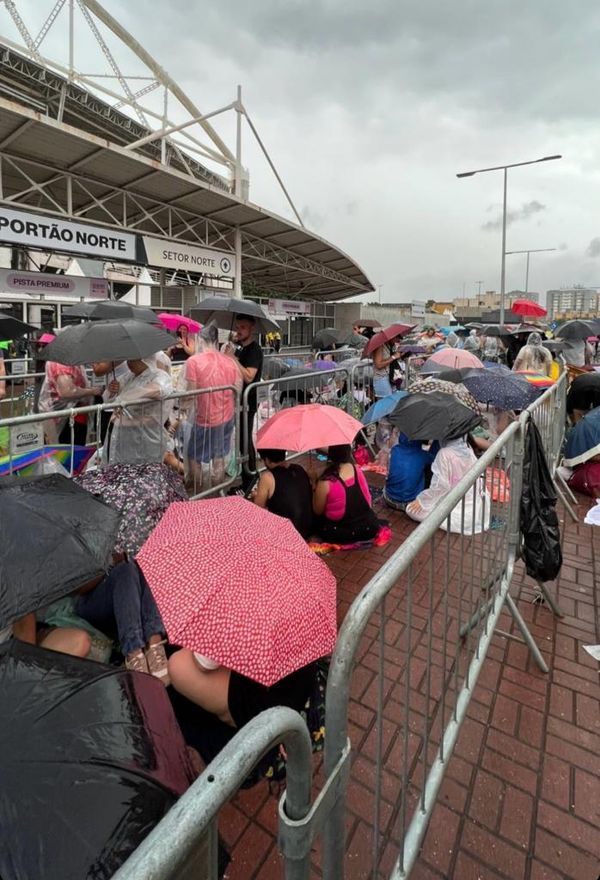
xmin=0 ymin=445 xmax=95 ymax=477
xmin=513 ymin=371 xmax=555 ymax=389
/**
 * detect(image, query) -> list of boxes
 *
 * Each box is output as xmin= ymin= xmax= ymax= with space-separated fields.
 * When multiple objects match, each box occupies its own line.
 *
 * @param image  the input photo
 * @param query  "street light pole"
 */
xmin=457 ymin=154 xmax=562 ymax=325
xmin=500 ymin=167 xmax=508 ymax=324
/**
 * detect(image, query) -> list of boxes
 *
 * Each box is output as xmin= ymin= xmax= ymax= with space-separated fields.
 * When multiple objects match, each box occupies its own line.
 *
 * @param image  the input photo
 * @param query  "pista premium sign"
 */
xmin=0 ymin=268 xmax=108 ymax=299
xmin=0 ymin=207 xmax=137 ymax=260
xmin=142 ymin=236 xmax=235 ymax=277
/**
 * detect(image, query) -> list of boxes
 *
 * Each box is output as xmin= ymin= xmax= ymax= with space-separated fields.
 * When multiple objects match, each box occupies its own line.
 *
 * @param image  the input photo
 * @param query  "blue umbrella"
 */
xmin=362 ymin=390 xmax=408 ymax=425
xmin=564 ymin=407 xmax=600 ymax=466
xmin=462 ymin=369 xmax=539 ymax=411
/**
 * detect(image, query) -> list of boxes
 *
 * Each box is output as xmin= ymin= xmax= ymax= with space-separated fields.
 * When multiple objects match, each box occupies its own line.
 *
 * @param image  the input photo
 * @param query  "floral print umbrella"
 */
xmin=74 ymin=463 xmax=187 ymax=556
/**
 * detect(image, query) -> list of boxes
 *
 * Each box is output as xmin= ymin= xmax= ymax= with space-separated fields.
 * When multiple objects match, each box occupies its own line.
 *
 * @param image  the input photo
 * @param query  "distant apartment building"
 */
xmin=453 ymin=290 xmax=539 ymax=319
xmin=546 ymin=288 xmax=599 ymax=320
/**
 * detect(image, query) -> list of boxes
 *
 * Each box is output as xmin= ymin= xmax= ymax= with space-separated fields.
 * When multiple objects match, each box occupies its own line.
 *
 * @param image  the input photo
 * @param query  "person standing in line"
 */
xmin=226 ymin=315 xmax=263 ymax=489
xmin=38 ymin=359 xmax=103 ymax=445
xmin=184 ymin=323 xmax=242 ymax=491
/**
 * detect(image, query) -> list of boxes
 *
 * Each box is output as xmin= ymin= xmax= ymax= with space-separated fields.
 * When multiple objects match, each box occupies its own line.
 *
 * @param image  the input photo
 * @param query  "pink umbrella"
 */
xmin=511 ymin=299 xmax=547 ymax=318
xmin=428 ymin=348 xmax=482 ymax=369
xmin=37 ymin=333 xmax=56 ymax=345
xmin=137 ymin=498 xmax=337 ymax=686
xmin=364 ymin=323 xmax=414 ymax=357
xmin=157 ymin=313 xmax=201 ymax=334
xmin=256 ymin=403 xmax=363 ymax=452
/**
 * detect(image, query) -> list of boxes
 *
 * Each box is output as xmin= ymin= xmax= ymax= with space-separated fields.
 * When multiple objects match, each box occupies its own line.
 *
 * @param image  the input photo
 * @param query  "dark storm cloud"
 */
xmin=145 ymin=0 xmax=600 ymax=124
xmin=482 ymin=200 xmax=546 ymax=231
xmin=586 ymin=238 xmax=600 ymax=258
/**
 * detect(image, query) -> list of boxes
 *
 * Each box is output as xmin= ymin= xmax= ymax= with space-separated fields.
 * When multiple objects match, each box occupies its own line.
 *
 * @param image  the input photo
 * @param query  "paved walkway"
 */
xmin=221 ymin=484 xmax=600 ymax=880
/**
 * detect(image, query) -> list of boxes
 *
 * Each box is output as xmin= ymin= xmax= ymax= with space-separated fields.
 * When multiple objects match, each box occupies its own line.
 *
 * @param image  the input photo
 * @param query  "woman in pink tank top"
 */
xmin=313 ymin=445 xmax=379 ymax=543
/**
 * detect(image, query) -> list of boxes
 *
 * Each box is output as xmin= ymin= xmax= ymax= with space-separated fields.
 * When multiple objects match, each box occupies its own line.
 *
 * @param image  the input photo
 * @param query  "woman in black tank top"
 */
xmin=252 ymin=448 xmax=314 ymax=539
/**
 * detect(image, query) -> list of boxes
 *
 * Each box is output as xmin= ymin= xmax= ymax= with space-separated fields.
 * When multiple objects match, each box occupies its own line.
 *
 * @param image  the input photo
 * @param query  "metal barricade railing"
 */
xmin=240 ymin=364 xmax=357 ymax=477
xmin=112 ymin=707 xmax=316 ymax=880
xmin=0 ymin=384 xmax=241 ymax=499
xmin=0 ymin=371 xmax=46 ymax=420
xmin=321 ymin=420 xmax=523 ymax=879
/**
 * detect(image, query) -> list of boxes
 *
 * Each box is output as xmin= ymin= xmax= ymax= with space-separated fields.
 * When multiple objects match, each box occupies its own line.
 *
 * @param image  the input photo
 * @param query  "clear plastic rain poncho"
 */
xmin=105 ymin=359 xmax=172 ymax=465
xmin=406 ymin=436 xmax=490 ymax=534
xmin=512 ymin=332 xmax=552 ymax=375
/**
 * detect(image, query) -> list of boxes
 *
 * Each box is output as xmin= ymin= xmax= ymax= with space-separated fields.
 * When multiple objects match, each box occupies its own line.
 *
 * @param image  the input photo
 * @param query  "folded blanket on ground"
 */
xmin=309 ymin=523 xmax=392 ymax=556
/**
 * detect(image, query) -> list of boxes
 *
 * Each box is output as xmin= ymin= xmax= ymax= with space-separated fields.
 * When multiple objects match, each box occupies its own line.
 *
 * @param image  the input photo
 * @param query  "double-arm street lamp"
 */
xmin=505 ymin=247 xmax=557 ymax=294
xmin=457 ymin=155 xmax=562 ymax=323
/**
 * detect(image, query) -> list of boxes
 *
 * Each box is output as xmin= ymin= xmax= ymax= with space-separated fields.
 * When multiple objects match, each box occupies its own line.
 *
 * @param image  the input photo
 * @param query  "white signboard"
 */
xmin=411 ymin=300 xmax=426 ymax=318
xmin=143 ymin=236 xmax=235 ymax=277
xmin=0 ymin=207 xmax=137 ymax=260
xmin=0 ymin=268 xmax=108 ymax=300
xmin=268 ymin=298 xmax=311 ymax=317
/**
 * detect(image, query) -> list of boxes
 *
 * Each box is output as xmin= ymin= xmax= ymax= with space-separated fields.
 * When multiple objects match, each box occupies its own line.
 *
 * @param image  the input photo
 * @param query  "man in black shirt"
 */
xmin=232 ymin=315 xmax=263 ymax=488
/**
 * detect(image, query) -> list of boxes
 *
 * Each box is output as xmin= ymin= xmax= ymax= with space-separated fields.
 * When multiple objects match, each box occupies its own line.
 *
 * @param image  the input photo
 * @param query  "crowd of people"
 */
xmin=1 ymin=309 xmax=598 ymax=784
xmin=2 ymin=303 xmax=600 ymax=880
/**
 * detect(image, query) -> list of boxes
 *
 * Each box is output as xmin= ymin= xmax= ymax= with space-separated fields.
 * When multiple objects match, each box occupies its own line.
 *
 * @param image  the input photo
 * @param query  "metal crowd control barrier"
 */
xmin=113 ymin=707 xmax=316 ymax=880
xmin=0 ymin=371 xmax=45 ymax=419
xmin=0 ymin=384 xmax=240 ymax=499
xmin=1 ymin=366 xmax=570 ymax=880
xmin=240 ymin=363 xmax=356 ymax=476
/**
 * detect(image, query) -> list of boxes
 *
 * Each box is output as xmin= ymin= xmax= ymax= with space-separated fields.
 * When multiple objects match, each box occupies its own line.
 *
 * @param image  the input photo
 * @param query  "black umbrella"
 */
xmin=0 ymin=314 xmax=36 ymax=337
xmin=188 ymin=296 xmax=279 ymax=333
xmin=0 ymin=639 xmax=194 ymax=880
xmin=555 ymin=319 xmax=597 ymax=340
xmin=62 ymin=300 xmax=159 ymax=323
xmin=542 ymin=339 xmax=566 ymax=353
xmin=312 ymin=327 xmax=343 ymax=351
xmin=481 ymin=324 xmax=512 ymax=337
xmin=262 ymin=357 xmax=291 ymax=379
xmin=418 ymin=361 xmax=478 ymax=382
xmin=342 ymin=331 xmax=368 ymax=348
xmin=40 ymin=319 xmax=175 ymax=365
xmin=388 ymin=391 xmax=481 ymax=442
xmin=0 ymin=474 xmax=121 ymax=628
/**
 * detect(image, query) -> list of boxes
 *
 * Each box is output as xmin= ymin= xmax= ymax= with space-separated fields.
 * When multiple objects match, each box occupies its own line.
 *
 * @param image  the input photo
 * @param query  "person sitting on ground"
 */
xmin=0 ymin=610 xmax=90 ymax=658
xmin=566 ymin=372 xmax=600 ymax=423
xmin=75 ymin=558 xmax=169 ymax=684
xmin=252 ymin=448 xmax=313 ymax=539
xmin=405 ymin=436 xmax=490 ymax=534
xmin=383 ymin=434 xmax=437 ymax=511
xmin=168 ymin=650 xmax=317 ymax=736
xmin=312 ymin=444 xmax=380 ymax=543
xmin=512 ymin=332 xmax=552 ymax=375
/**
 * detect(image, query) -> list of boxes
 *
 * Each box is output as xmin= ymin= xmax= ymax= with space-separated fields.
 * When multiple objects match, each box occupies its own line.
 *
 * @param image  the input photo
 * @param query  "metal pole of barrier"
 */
xmin=322 ymin=426 xmax=520 ymax=880
xmin=113 ymin=708 xmax=313 ymax=880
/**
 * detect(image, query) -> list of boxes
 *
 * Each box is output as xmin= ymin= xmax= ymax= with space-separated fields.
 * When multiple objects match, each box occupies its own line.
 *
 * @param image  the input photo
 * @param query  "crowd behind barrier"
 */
xmin=107 ymin=374 xmax=569 ymax=879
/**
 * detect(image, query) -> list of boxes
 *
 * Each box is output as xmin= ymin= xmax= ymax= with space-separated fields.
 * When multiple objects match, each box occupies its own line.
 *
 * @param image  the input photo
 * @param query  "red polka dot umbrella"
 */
xmin=136 ymin=497 xmax=337 ymax=686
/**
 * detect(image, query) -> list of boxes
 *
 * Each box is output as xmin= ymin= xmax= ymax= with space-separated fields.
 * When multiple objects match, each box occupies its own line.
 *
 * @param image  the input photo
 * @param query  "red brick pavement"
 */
xmin=222 ymin=486 xmax=600 ymax=880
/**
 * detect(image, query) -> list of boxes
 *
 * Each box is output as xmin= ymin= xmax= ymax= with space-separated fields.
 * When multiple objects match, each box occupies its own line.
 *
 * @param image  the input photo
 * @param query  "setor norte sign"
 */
xmin=142 ymin=235 xmax=235 ymax=278
xmin=0 ymin=207 xmax=138 ymax=261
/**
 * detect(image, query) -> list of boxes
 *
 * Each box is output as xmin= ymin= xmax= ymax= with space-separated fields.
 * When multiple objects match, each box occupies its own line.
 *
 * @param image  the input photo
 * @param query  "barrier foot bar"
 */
xmin=504 ymin=593 xmax=549 ymax=672
xmin=554 ymin=479 xmax=578 ymax=523
xmin=555 ymin=469 xmax=578 ymax=506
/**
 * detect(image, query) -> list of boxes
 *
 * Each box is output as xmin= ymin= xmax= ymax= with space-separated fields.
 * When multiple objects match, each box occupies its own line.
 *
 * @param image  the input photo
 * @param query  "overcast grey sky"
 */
xmin=8 ymin=2 xmax=600 ymax=304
